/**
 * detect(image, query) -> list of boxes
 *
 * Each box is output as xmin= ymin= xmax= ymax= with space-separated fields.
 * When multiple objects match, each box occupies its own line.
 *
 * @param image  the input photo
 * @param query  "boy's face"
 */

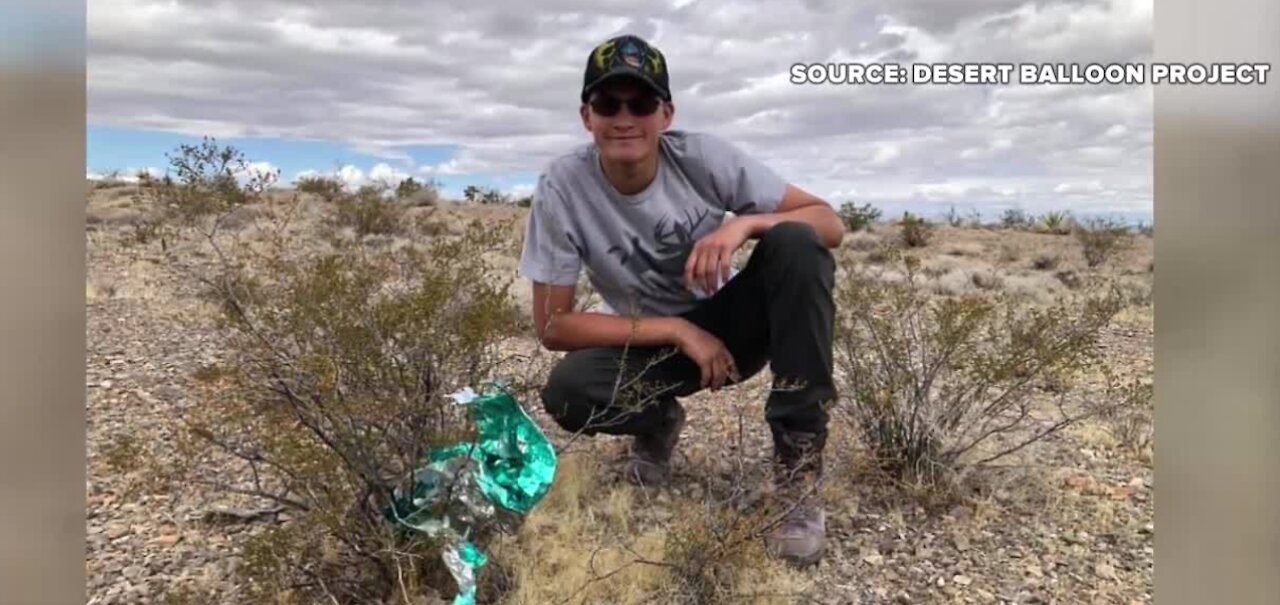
xmin=580 ymin=78 xmax=673 ymax=165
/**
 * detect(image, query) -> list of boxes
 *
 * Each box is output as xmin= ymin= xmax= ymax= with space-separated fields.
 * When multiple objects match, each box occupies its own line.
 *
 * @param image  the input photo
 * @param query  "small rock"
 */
xmin=106 ymin=524 xmax=129 ymax=540
xmin=894 ymin=591 xmax=911 ymax=604
xmin=148 ymin=533 xmax=182 ymax=547
xmin=122 ymin=565 xmax=143 ymax=579
xmin=953 ymin=574 xmax=972 ymax=586
xmin=1095 ymin=562 xmax=1117 ymax=580
xmin=1140 ymin=523 xmax=1154 ymax=535
xmin=935 ymin=576 xmax=946 ymax=588
xmin=1129 ymin=477 xmax=1145 ymax=488
xmin=1064 ymin=474 xmax=1096 ymax=491
xmin=862 ymin=554 xmax=884 ymax=566
xmin=953 ymin=534 xmax=971 ymax=552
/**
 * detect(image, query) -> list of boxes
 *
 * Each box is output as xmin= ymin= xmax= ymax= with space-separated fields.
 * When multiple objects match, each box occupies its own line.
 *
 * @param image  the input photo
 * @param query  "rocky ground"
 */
xmin=85 ymin=186 xmax=1153 ymax=604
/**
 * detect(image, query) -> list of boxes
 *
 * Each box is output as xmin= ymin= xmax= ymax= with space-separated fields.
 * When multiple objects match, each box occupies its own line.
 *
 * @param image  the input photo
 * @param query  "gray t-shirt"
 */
xmin=518 ymin=130 xmax=788 ymax=317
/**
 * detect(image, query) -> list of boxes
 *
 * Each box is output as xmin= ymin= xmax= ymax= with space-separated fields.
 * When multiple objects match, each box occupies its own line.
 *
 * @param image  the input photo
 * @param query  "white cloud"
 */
xmin=507 ymin=183 xmax=535 ymax=198
xmin=367 ymin=162 xmax=412 ymax=186
xmin=87 ymin=0 xmax=1154 ymax=215
xmin=236 ymin=161 xmax=279 ymax=179
xmin=95 ymin=166 xmax=164 ymax=183
xmin=337 ymin=165 xmax=366 ymax=189
xmin=870 ymin=143 xmax=901 ymax=166
xmin=292 ymin=169 xmax=322 ymax=182
xmin=1054 ymin=180 xmax=1106 ymax=195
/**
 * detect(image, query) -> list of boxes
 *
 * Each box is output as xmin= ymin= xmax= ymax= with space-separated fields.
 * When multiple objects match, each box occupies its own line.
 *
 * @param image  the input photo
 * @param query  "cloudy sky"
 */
xmin=87 ymin=0 xmax=1153 ymax=221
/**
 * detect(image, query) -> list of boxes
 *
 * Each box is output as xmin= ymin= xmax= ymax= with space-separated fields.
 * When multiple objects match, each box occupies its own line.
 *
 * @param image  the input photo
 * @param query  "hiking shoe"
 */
xmin=765 ymin=430 xmax=827 ymax=567
xmin=622 ymin=403 xmax=686 ymax=487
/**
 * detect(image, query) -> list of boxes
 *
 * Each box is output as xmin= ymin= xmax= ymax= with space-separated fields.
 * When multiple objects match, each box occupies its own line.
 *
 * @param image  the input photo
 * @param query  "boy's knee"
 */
xmin=540 ymin=352 xmax=596 ymax=433
xmin=760 ymin=221 xmax=821 ymax=253
xmin=757 ymin=222 xmax=834 ymax=279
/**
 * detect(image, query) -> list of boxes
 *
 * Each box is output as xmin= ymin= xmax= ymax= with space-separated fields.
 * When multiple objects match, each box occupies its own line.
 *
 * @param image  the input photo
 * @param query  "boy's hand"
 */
xmin=673 ymin=320 xmax=739 ymax=391
xmin=684 ymin=218 xmax=753 ymax=296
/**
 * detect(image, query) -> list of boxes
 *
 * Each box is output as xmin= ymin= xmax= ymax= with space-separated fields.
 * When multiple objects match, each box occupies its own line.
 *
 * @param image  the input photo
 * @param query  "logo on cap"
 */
xmin=583 ymin=35 xmax=671 ymax=101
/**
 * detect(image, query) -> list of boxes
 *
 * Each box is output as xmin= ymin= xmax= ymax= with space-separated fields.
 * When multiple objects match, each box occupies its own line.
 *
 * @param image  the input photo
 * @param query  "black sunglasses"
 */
xmin=589 ymin=94 xmax=662 ymax=117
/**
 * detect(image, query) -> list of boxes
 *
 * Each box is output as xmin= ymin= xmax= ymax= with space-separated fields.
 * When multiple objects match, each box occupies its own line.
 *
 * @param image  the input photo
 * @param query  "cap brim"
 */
xmin=582 ymin=66 xmax=669 ymax=102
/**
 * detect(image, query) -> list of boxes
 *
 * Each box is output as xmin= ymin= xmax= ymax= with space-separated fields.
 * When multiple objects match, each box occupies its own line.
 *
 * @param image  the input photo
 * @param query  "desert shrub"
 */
xmin=1098 ymin=377 xmax=1154 ymax=457
xmin=295 ymin=175 xmax=345 ymax=201
xmin=394 ymin=176 xmax=423 ymax=199
xmin=124 ymin=139 xmax=279 ymax=253
xmin=127 ymin=218 xmax=169 ymax=248
xmin=969 ymin=271 xmax=1003 ymax=291
xmin=846 ymin=232 xmax=881 ymax=252
xmin=1038 ymin=211 xmax=1074 ymax=235
xmin=865 ymin=241 xmax=897 ymax=264
xmin=998 ymin=243 xmax=1021 ymax=264
xmin=463 ymin=185 xmax=512 ymax=205
xmin=514 ymin=195 xmax=533 ymax=208
xmin=898 ymin=212 xmax=933 ymax=248
xmin=462 ymin=185 xmax=481 ymax=203
xmin=838 ymin=202 xmax=882 ymax=233
xmin=92 ymin=171 xmax=132 ymax=190
xmin=833 ymin=254 xmax=1131 ymax=485
xmin=335 ymin=184 xmax=406 ymax=236
xmin=1031 ymin=254 xmax=1061 ymax=271
xmin=163 ymin=216 xmax=525 ymax=603
xmin=100 ymin=433 xmax=145 ymax=474
xmin=1075 ymin=216 xmax=1134 ymax=268
xmin=481 ymin=189 xmax=510 ymax=205
xmin=964 ymin=208 xmax=985 ymax=229
xmin=658 ymin=505 xmax=782 ymax=604
xmin=944 ymin=205 xmax=964 ymax=228
xmin=1055 ymin=269 xmax=1083 ymax=290
xmin=134 ymin=137 xmax=274 ymax=226
xmin=1000 ymin=208 xmax=1034 ymax=230
xmin=400 ymin=177 xmax=441 ymax=207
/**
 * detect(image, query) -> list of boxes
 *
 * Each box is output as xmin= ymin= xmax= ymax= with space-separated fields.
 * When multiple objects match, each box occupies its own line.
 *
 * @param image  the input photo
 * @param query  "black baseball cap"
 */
xmin=581 ymin=35 xmax=671 ymax=103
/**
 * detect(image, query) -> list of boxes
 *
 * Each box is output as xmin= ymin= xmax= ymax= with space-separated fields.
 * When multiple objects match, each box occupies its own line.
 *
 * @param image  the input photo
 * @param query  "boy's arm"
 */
xmin=734 ymin=184 xmax=845 ymax=248
xmin=530 ymin=282 xmax=687 ymax=352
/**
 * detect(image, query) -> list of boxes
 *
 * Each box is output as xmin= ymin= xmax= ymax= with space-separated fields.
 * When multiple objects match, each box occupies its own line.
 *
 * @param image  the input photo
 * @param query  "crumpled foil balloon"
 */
xmin=386 ymin=383 xmax=557 ymax=605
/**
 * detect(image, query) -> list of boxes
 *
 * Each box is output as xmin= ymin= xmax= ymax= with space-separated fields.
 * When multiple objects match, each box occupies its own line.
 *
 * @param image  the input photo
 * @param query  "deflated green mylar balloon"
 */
xmin=386 ymin=384 xmax=557 ymax=605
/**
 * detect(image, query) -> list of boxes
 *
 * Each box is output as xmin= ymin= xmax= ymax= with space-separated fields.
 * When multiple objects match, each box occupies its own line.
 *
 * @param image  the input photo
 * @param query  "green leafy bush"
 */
xmin=838 ymin=202 xmax=882 ymax=232
xmin=1038 ymin=211 xmax=1074 ymax=235
xmin=898 ymin=212 xmax=933 ymax=248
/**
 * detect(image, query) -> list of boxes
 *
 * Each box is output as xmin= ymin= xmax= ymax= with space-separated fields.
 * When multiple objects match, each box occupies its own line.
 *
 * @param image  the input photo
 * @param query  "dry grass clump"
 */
xmin=495 ymin=455 xmax=810 ymax=605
